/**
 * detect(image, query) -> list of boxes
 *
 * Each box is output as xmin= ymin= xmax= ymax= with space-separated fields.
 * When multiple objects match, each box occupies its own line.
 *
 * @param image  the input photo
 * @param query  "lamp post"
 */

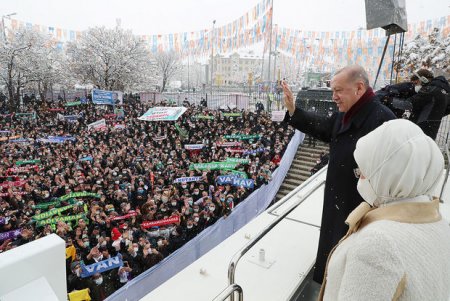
xmin=210 ymin=20 xmax=216 ymax=98
xmin=272 ymin=50 xmax=279 ymax=83
xmin=187 ymin=53 xmax=190 ymax=93
xmin=2 ymin=12 xmax=16 ymax=43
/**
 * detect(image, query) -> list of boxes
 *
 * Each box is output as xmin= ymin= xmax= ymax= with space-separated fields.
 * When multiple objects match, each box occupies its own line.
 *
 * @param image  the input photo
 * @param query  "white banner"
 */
xmin=138 ymin=107 xmax=187 ymax=122
xmin=271 ymin=111 xmax=286 ymax=122
xmin=87 ymin=119 xmax=106 ymax=131
xmin=184 ymin=144 xmax=204 ymax=150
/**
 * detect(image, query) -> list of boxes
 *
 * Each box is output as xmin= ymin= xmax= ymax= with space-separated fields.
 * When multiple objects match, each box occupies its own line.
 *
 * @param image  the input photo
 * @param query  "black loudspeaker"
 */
xmin=365 ymin=0 xmax=408 ymax=34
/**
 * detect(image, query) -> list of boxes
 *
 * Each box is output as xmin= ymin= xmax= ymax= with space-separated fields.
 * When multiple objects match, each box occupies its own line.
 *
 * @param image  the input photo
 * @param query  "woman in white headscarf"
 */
xmin=320 ymin=119 xmax=450 ymax=301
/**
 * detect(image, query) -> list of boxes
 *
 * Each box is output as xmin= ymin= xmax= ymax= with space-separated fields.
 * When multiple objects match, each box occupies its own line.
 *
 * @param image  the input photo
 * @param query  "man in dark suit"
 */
xmin=282 ymin=65 xmax=396 ymax=284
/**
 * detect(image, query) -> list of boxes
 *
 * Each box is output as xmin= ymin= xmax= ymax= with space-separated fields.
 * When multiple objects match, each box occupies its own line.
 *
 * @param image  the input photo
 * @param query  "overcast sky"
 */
xmin=1 ymin=0 xmax=449 ymax=35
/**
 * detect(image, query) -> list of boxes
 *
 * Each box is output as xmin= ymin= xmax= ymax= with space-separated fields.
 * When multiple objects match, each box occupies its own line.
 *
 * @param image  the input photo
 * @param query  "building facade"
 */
xmin=209 ymin=52 xmax=262 ymax=86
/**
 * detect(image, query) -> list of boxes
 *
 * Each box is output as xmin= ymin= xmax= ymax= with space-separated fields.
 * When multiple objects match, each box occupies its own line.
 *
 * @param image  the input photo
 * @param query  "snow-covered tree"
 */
xmin=0 ymin=27 xmax=56 ymax=110
xmin=66 ymin=26 xmax=157 ymax=92
xmin=25 ymin=42 xmax=68 ymax=102
xmin=395 ymin=28 xmax=450 ymax=77
xmin=153 ymin=51 xmax=181 ymax=92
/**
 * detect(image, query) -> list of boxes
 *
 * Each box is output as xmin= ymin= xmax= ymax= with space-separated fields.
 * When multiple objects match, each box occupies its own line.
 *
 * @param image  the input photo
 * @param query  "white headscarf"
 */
xmin=354 ymin=119 xmax=444 ymax=206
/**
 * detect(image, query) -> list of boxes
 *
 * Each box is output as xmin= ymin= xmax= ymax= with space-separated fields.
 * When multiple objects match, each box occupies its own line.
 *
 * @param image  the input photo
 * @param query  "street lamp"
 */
xmin=271 ymin=50 xmax=280 ymax=82
xmin=2 ymin=12 xmax=17 ymax=43
xmin=210 ymin=20 xmax=216 ymax=98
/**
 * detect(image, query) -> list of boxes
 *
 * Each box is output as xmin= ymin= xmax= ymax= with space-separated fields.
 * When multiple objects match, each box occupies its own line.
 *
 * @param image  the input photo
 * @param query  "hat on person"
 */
xmin=354 ymin=119 xmax=444 ymax=206
xmin=70 ymin=261 xmax=80 ymax=271
xmin=111 ymin=227 xmax=121 ymax=241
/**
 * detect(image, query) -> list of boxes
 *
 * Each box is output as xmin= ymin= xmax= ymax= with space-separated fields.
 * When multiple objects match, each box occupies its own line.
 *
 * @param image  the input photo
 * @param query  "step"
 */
xmin=298 ymin=147 xmax=327 ymax=153
xmin=285 ymin=172 xmax=308 ymax=181
xmin=284 ymin=177 xmax=303 ymax=185
xmin=290 ymin=166 xmax=316 ymax=174
xmin=286 ymin=173 xmax=310 ymax=181
xmin=280 ymin=182 xmax=300 ymax=191
xmin=292 ymin=160 xmax=317 ymax=167
xmin=297 ymin=151 xmax=323 ymax=158
xmin=300 ymin=144 xmax=329 ymax=151
xmin=276 ymin=188 xmax=298 ymax=199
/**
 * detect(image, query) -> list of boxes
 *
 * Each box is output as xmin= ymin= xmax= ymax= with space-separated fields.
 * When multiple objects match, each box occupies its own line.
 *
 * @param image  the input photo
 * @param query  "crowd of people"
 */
xmin=0 ymin=95 xmax=295 ymax=300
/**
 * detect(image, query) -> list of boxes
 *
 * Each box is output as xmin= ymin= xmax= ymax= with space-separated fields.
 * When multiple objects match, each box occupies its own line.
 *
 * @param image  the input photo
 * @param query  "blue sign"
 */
xmin=79 ymin=156 xmax=93 ymax=162
xmin=92 ymin=89 xmax=119 ymax=105
xmin=216 ymin=175 xmax=254 ymax=188
xmin=173 ymin=176 xmax=203 ymax=183
xmin=63 ymin=115 xmax=79 ymax=121
xmin=216 ymin=175 xmax=238 ymax=185
xmin=232 ymin=178 xmax=254 ymax=189
xmin=80 ymin=255 xmax=123 ymax=278
xmin=48 ymin=136 xmax=76 ymax=142
xmin=243 ymin=148 xmax=265 ymax=156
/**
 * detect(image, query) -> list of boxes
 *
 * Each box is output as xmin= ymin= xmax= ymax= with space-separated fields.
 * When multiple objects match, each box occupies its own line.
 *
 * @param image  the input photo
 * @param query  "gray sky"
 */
xmin=1 ymin=0 xmax=449 ymax=35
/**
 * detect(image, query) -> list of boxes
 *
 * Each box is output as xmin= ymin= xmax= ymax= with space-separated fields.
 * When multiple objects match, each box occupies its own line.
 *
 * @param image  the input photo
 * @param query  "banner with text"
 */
xmin=81 ymin=255 xmax=123 ymax=278
xmin=138 ymin=107 xmax=187 ymax=122
xmin=141 ymin=216 xmax=180 ymax=229
xmin=92 ymin=89 xmax=123 ymax=105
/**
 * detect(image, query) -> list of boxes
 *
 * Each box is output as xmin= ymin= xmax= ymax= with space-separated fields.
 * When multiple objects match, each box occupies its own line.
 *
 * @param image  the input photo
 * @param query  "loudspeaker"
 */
xmin=365 ymin=0 xmax=408 ymax=34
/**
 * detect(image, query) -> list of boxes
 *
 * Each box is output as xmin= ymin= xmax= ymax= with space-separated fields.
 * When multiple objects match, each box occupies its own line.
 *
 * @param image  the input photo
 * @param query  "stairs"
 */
xmin=275 ymin=137 xmax=329 ymax=202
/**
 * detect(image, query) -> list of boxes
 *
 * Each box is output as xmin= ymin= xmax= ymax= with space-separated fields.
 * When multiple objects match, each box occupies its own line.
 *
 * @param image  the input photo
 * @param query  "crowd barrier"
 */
xmin=139 ymin=91 xmax=287 ymax=111
xmin=106 ymin=130 xmax=304 ymax=301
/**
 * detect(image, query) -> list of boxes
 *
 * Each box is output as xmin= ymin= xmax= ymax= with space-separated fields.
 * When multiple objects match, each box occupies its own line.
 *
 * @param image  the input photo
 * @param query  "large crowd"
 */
xmin=0 ymin=95 xmax=294 ymax=300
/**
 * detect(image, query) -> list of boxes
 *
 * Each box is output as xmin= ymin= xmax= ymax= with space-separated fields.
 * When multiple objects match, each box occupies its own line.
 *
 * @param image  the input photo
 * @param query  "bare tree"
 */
xmin=153 ymin=51 xmax=181 ymax=92
xmin=66 ymin=26 xmax=157 ymax=92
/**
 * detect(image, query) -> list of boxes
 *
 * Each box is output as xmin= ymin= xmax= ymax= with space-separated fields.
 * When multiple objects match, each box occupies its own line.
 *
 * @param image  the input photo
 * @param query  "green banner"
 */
xmin=224 ymin=134 xmax=262 ymax=140
xmin=15 ymin=159 xmax=41 ymax=166
xmin=223 ymin=113 xmax=242 ymax=117
xmin=114 ymin=108 xmax=125 ymax=118
xmin=33 ymin=200 xmax=61 ymax=210
xmin=64 ymin=101 xmax=82 ymax=107
xmin=32 ymin=204 xmax=74 ymax=221
xmin=174 ymin=124 xmax=188 ymax=139
xmin=33 ymin=198 xmax=77 ymax=210
xmin=59 ymin=192 xmax=100 ymax=202
xmin=36 ymin=213 xmax=85 ymax=227
xmin=16 ymin=112 xmax=36 ymax=119
xmin=224 ymin=169 xmax=248 ymax=179
xmin=194 ymin=115 xmax=214 ymax=120
xmin=189 ymin=162 xmax=238 ymax=171
xmin=225 ymin=158 xmax=250 ymax=164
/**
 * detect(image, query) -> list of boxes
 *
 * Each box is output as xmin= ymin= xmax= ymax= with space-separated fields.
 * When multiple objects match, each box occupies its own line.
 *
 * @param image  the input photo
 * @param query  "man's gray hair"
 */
xmin=335 ymin=65 xmax=370 ymax=87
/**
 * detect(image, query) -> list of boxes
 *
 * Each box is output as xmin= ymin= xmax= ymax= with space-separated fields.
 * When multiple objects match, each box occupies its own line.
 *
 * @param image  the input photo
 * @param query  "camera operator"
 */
xmin=374 ymin=81 xmax=415 ymax=118
xmin=406 ymin=69 xmax=450 ymax=139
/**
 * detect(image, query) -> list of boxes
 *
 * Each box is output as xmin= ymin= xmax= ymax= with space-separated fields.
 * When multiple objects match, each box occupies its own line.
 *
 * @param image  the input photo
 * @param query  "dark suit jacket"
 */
xmin=284 ymin=98 xmax=395 ymax=283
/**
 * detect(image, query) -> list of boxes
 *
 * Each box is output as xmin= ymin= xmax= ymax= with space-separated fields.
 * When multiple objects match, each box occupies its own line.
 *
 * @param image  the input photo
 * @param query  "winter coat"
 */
xmin=320 ymin=199 xmax=450 ymax=301
xmin=284 ymin=96 xmax=395 ymax=283
xmin=407 ymin=76 xmax=450 ymax=139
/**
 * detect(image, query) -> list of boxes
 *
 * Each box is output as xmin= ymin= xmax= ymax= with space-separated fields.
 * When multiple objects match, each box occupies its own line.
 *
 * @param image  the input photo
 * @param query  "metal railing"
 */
xmin=212 ymin=284 xmax=244 ymax=301
xmin=225 ymin=170 xmax=326 ymax=301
